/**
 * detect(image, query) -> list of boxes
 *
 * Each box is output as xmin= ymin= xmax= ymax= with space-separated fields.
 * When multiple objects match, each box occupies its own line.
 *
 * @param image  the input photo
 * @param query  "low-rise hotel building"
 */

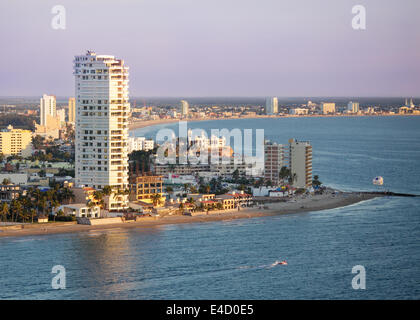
xmin=0 ymin=125 xmax=32 ymax=157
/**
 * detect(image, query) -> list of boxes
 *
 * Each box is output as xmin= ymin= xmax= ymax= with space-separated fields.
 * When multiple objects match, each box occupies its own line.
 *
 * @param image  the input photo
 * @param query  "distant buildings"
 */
xmin=289 ymin=139 xmax=312 ymax=189
xmin=289 ymin=108 xmax=309 ymax=115
xmin=0 ymin=125 xmax=32 ymax=157
xmin=347 ymin=101 xmax=360 ymax=113
xmin=57 ymin=108 xmax=66 ymax=125
xmin=68 ymin=97 xmax=76 ymax=123
xmin=35 ymin=94 xmax=62 ymax=139
xmin=266 ymin=97 xmax=278 ymax=114
xmin=40 ymin=94 xmax=56 ymax=127
xmin=320 ymin=102 xmax=335 ymax=114
xmin=128 ymin=136 xmax=155 ymax=152
xmin=74 ymin=51 xmax=130 ymax=212
xmin=181 ymin=100 xmax=189 ymax=116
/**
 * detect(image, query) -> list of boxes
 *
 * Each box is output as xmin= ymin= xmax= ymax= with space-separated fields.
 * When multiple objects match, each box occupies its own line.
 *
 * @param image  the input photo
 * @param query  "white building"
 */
xmin=320 ymin=102 xmax=335 ymax=114
xmin=128 ymin=137 xmax=155 ymax=152
xmin=74 ymin=51 xmax=130 ymax=211
xmin=68 ymin=97 xmax=76 ymax=123
xmin=40 ymin=94 xmax=56 ymax=127
xmin=57 ymin=108 xmax=66 ymax=124
xmin=289 ymin=108 xmax=309 ymax=115
xmin=289 ymin=139 xmax=312 ymax=189
xmin=143 ymin=139 xmax=154 ymax=151
xmin=347 ymin=101 xmax=360 ymax=113
xmin=264 ymin=140 xmax=286 ymax=185
xmin=266 ymin=97 xmax=278 ymax=114
xmin=187 ymin=130 xmax=226 ymax=149
xmin=180 ymin=100 xmax=189 ymax=116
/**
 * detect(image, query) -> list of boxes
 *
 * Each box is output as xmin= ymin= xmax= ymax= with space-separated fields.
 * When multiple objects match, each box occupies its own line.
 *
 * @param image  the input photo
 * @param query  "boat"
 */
xmin=272 ymin=260 xmax=288 ymax=266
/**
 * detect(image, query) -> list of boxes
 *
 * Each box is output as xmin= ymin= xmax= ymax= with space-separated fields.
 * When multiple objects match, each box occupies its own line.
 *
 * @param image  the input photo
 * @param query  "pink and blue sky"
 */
xmin=0 ymin=0 xmax=419 ymax=97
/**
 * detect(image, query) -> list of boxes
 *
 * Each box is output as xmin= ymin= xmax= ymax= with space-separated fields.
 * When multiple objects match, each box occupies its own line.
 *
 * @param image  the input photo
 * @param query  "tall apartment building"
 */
xmin=347 ymin=101 xmax=359 ymax=113
xmin=265 ymin=97 xmax=278 ymax=114
xmin=73 ymin=51 xmax=130 ymax=212
xmin=181 ymin=100 xmax=189 ymax=116
xmin=289 ymin=139 xmax=312 ymax=189
xmin=264 ymin=141 xmax=286 ymax=185
xmin=68 ymin=97 xmax=76 ymax=123
xmin=0 ymin=125 xmax=32 ymax=157
xmin=320 ymin=102 xmax=335 ymax=114
xmin=40 ymin=94 xmax=56 ymax=126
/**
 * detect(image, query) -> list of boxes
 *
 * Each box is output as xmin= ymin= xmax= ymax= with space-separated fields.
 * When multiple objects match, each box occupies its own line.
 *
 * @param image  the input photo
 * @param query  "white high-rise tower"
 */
xmin=40 ymin=94 xmax=56 ymax=126
xmin=180 ymin=100 xmax=189 ymax=116
xmin=265 ymin=97 xmax=278 ymax=114
xmin=73 ymin=51 xmax=130 ymax=212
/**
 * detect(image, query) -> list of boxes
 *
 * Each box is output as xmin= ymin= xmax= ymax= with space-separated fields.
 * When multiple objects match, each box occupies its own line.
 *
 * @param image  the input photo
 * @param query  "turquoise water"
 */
xmin=1 ymin=116 xmax=419 ymax=299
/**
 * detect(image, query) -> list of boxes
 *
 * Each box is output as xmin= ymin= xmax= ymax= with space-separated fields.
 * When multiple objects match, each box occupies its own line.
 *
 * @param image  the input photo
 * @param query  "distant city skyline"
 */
xmin=0 ymin=0 xmax=419 ymax=97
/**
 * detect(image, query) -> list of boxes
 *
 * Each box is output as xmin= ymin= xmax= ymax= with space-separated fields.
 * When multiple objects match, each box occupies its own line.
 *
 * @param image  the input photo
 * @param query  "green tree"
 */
xmin=151 ymin=193 xmax=162 ymax=207
xmin=0 ymin=202 xmax=9 ymax=222
xmin=312 ymin=175 xmax=322 ymax=187
xmin=279 ymin=166 xmax=290 ymax=184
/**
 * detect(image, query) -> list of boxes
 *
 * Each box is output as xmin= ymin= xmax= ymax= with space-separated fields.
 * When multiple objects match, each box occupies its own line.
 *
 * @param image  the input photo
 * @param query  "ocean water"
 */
xmin=1 ymin=116 xmax=419 ymax=299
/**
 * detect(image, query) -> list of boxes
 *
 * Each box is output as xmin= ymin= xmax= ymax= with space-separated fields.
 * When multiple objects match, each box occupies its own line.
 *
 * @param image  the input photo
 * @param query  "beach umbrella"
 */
xmin=372 ymin=176 xmax=384 ymax=186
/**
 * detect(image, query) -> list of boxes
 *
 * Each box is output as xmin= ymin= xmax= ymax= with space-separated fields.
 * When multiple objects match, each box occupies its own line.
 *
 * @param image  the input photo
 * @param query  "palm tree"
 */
xmin=186 ymin=197 xmax=196 ymax=211
xmin=166 ymin=186 xmax=174 ymax=198
xmin=0 ymin=202 xmax=9 ymax=222
xmin=93 ymin=191 xmax=105 ymax=217
xmin=279 ymin=166 xmax=290 ymax=184
xmin=312 ymin=175 xmax=322 ymax=187
xmin=102 ymin=185 xmax=113 ymax=196
xmin=288 ymin=173 xmax=297 ymax=185
xmin=182 ymin=183 xmax=191 ymax=194
xmin=150 ymin=193 xmax=162 ymax=207
xmin=204 ymin=185 xmax=211 ymax=194
xmin=30 ymin=208 xmax=36 ymax=224
xmin=60 ymin=188 xmax=75 ymax=204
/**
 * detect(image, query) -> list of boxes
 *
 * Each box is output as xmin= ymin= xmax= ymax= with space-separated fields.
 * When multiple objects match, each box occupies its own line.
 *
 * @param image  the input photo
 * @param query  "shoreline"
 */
xmin=0 ymin=191 xmax=381 ymax=239
xmin=128 ymin=113 xmax=420 ymax=131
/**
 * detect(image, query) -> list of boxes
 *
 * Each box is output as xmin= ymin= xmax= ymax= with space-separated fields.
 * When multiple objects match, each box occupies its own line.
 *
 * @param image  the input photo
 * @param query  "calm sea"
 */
xmin=0 ymin=116 xmax=419 ymax=299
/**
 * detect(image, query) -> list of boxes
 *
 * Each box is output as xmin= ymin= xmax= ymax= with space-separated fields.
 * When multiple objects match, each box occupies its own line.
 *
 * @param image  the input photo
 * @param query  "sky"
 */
xmin=0 ymin=0 xmax=419 ymax=97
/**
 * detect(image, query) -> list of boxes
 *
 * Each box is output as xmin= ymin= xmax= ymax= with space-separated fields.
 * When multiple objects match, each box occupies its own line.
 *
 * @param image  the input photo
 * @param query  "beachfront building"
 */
xmin=68 ymin=97 xmax=76 ymax=123
xmin=0 ymin=125 xmax=32 ymax=157
xmin=347 ymin=101 xmax=360 ymax=113
xmin=180 ymin=100 xmax=189 ymax=117
xmin=289 ymin=108 xmax=309 ymax=115
xmin=320 ymin=102 xmax=336 ymax=114
xmin=0 ymin=184 xmax=23 ymax=203
xmin=266 ymin=97 xmax=278 ymax=115
xmin=74 ymin=51 xmax=130 ymax=211
xmin=40 ymin=94 xmax=56 ymax=127
xmin=289 ymin=138 xmax=312 ymax=189
xmin=264 ymin=140 xmax=286 ymax=185
xmin=129 ymin=175 xmax=163 ymax=203
xmin=58 ymin=203 xmax=101 ymax=218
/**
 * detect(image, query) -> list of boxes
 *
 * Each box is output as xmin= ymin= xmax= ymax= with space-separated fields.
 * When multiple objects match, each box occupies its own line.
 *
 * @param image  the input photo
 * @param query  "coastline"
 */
xmin=0 ymin=191 xmax=381 ymax=238
xmin=128 ymin=113 xmax=420 ymax=131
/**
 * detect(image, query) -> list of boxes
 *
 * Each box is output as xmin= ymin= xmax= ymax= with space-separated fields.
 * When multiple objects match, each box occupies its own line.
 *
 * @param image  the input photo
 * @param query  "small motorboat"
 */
xmin=272 ymin=260 xmax=288 ymax=266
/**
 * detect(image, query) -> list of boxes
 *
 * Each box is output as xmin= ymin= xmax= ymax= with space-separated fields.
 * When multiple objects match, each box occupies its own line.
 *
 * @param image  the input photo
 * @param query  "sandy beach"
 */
xmin=0 ymin=191 xmax=380 ymax=238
